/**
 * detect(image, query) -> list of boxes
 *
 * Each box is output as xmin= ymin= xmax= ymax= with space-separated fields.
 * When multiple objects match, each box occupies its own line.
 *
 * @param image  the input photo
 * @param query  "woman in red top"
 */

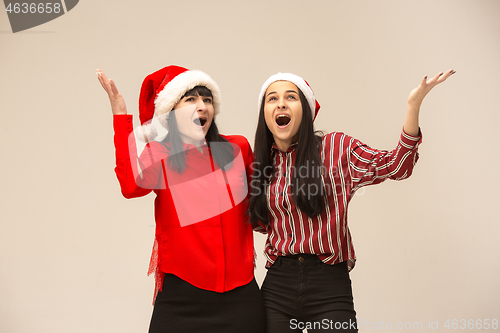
xmin=249 ymin=70 xmax=455 ymax=332
xmin=97 ymin=66 xmax=265 ymax=333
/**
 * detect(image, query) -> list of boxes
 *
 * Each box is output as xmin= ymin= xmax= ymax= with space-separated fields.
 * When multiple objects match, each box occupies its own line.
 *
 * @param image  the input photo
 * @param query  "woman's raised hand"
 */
xmin=96 ymin=69 xmax=127 ymax=115
xmin=403 ymin=69 xmax=456 ymax=136
xmin=408 ymin=69 xmax=456 ymax=107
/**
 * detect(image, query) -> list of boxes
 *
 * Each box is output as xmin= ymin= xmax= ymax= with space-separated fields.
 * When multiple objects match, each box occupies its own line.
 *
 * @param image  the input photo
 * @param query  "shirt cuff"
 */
xmin=113 ymin=115 xmax=134 ymax=160
xmin=400 ymin=127 xmax=422 ymax=149
xmin=113 ymin=114 xmax=133 ymax=131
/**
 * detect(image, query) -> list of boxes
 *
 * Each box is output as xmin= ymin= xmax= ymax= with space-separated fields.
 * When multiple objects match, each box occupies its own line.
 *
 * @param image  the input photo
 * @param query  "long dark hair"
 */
xmin=163 ymin=86 xmax=234 ymax=173
xmin=249 ymin=89 xmax=325 ymax=226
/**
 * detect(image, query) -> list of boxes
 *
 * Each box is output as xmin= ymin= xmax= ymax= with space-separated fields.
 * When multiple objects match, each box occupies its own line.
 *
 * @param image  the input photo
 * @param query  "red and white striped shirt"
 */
xmin=256 ymin=130 xmax=422 ymax=269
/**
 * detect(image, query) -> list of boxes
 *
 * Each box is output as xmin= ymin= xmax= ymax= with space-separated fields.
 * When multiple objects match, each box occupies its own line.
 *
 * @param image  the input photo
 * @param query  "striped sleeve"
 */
xmin=348 ymin=128 xmax=422 ymax=191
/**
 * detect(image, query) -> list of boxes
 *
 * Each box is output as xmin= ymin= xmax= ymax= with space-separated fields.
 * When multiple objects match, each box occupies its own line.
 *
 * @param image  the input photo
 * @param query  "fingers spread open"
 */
xmin=429 ymin=72 xmax=443 ymax=84
xmin=437 ymin=69 xmax=456 ymax=83
xmin=96 ymin=69 xmax=114 ymax=96
xmin=96 ymin=70 xmax=105 ymax=86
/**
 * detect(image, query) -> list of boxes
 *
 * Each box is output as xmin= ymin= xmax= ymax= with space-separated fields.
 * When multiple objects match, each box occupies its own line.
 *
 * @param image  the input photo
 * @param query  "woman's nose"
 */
xmin=278 ymin=97 xmax=287 ymax=109
xmin=196 ymin=98 xmax=207 ymax=111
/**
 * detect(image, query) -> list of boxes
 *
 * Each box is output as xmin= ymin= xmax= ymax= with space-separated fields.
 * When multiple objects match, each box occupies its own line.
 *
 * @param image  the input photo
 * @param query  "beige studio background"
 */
xmin=1 ymin=0 xmax=499 ymax=332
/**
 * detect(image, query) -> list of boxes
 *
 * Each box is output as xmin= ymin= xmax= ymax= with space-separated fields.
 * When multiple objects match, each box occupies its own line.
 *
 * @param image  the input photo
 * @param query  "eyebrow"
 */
xmin=183 ymin=94 xmax=212 ymax=99
xmin=266 ymin=90 xmax=298 ymax=97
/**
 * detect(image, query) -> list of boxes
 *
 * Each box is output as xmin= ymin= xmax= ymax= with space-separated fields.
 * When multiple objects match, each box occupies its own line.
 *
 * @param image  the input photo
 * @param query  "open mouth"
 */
xmin=275 ymin=114 xmax=291 ymax=127
xmin=193 ymin=117 xmax=207 ymax=127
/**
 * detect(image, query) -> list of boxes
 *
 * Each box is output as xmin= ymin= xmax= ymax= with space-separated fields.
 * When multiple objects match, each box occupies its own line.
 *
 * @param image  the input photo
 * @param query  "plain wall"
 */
xmin=1 ymin=0 xmax=499 ymax=332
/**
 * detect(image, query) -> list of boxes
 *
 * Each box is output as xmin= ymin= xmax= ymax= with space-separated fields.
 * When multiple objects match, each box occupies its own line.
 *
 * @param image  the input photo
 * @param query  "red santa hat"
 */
xmin=257 ymin=72 xmax=320 ymax=120
xmin=137 ymin=65 xmax=222 ymax=141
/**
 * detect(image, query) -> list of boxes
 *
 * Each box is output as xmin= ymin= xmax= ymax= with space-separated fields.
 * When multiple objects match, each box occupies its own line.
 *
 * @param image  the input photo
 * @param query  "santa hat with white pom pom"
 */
xmin=137 ymin=65 xmax=222 ymax=141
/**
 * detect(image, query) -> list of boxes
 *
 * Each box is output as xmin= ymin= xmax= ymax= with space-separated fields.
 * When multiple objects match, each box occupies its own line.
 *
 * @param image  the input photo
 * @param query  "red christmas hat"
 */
xmin=139 ymin=65 xmax=222 ymax=125
xmin=257 ymin=72 xmax=320 ymax=120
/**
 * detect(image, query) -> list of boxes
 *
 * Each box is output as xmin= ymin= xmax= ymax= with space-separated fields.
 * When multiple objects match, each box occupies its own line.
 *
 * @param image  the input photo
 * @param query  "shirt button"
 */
xmin=298 ymin=256 xmax=305 ymax=263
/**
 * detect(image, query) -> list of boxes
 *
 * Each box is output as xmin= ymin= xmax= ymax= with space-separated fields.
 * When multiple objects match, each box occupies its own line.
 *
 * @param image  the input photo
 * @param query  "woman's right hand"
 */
xmin=96 ymin=69 xmax=127 ymax=115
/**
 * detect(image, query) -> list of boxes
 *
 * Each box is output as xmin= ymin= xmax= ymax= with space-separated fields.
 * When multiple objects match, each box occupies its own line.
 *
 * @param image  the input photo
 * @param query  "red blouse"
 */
xmin=113 ymin=115 xmax=255 ymax=300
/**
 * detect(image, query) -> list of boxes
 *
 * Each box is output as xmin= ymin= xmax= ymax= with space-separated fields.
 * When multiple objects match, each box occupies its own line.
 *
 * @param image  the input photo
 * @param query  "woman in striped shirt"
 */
xmin=249 ymin=70 xmax=455 ymax=332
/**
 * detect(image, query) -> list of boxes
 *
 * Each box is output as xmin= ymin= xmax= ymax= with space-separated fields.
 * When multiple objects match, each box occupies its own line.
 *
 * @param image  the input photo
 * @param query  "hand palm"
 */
xmin=408 ymin=69 xmax=456 ymax=106
xmin=96 ymin=69 xmax=127 ymax=115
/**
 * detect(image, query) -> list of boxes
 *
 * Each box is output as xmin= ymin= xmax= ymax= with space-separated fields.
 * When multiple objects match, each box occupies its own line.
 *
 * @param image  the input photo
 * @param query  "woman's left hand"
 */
xmin=403 ymin=69 xmax=456 ymax=136
xmin=96 ymin=69 xmax=128 ymax=115
xmin=408 ymin=69 xmax=456 ymax=107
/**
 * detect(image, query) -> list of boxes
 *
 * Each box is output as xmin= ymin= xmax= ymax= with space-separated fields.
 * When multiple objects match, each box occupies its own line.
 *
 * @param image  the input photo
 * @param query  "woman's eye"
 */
xmin=268 ymin=96 xmax=277 ymax=102
xmin=288 ymin=95 xmax=297 ymax=100
xmin=185 ymin=97 xmax=195 ymax=102
xmin=204 ymin=98 xmax=212 ymax=103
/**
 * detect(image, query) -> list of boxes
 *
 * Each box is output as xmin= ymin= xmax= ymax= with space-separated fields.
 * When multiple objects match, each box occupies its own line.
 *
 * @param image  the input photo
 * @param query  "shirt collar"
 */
xmin=271 ymin=142 xmax=298 ymax=154
xmin=163 ymin=140 xmax=209 ymax=155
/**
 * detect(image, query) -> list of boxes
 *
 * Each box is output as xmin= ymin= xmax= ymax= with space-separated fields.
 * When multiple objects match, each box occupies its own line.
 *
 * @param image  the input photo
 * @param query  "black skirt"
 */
xmin=149 ymin=274 xmax=266 ymax=333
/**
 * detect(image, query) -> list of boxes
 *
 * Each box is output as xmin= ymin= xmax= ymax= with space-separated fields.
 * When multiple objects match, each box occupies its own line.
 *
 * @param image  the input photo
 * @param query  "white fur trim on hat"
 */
xmin=154 ymin=70 xmax=221 ymax=116
xmin=257 ymin=72 xmax=316 ymax=120
xmin=134 ymin=113 xmax=170 ymax=143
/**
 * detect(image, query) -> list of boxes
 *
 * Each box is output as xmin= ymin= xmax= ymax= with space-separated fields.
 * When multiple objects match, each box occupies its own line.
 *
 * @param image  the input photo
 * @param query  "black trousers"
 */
xmin=262 ymin=255 xmax=358 ymax=332
xmin=149 ymin=274 xmax=266 ymax=333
